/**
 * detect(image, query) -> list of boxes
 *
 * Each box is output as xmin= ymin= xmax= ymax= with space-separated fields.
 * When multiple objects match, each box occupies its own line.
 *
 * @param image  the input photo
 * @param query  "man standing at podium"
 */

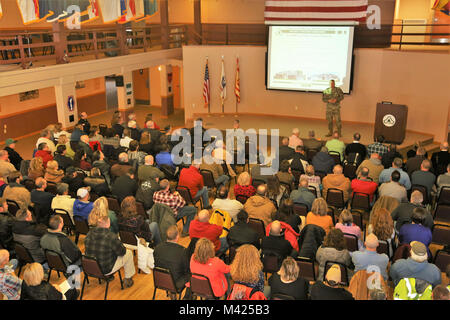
xmin=322 ymin=80 xmax=344 ymax=137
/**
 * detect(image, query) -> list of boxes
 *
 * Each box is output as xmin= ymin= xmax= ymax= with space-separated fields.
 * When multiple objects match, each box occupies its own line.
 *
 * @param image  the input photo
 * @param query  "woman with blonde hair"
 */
xmin=230 ymin=244 xmax=265 ymax=295
xmin=20 ymin=262 xmax=78 ymax=300
xmin=28 ymin=157 xmax=45 ymax=180
xmin=268 ymin=256 xmax=309 ymax=300
xmin=56 ymin=134 xmax=75 ymax=159
xmin=335 ymin=209 xmax=362 ymax=248
xmin=190 ymin=238 xmax=231 ymax=298
xmin=44 ymin=160 xmax=64 ymax=183
xmin=88 ymin=197 xmax=119 ymax=234
xmin=305 ymin=198 xmax=334 ymax=234
xmin=234 ymin=171 xmax=256 ymax=199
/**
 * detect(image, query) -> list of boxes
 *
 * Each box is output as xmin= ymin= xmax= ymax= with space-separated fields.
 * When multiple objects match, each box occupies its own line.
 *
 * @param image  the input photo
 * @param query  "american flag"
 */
xmin=235 ymin=57 xmax=241 ymax=104
xmin=264 ymin=0 xmax=369 ymax=24
xmin=203 ymin=59 xmax=210 ymax=108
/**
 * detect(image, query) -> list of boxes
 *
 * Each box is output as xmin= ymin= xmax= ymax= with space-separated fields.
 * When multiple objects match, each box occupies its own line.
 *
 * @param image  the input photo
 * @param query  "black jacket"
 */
xmin=290 ymin=153 xmax=308 ymax=173
xmin=0 ymin=212 xmax=14 ymax=250
xmin=53 ymin=153 xmax=74 ymax=172
xmin=154 ymin=241 xmax=190 ymax=290
xmin=297 ymin=224 xmax=326 ymax=260
xmin=431 ymin=150 xmax=450 ymax=176
xmin=12 ymin=220 xmax=47 ymax=263
xmin=111 ymin=175 xmax=138 ymax=203
xmin=77 ymin=118 xmax=91 ymax=135
xmin=312 ymin=152 xmax=335 ymax=174
xmin=40 ymin=231 xmax=82 ymax=266
xmin=21 ymin=281 xmax=63 ymax=300
xmin=62 ymin=172 xmax=86 ymax=194
xmin=227 ymin=221 xmax=260 ymax=249
xmin=344 ymin=143 xmax=367 ymax=166
xmin=261 ymin=234 xmax=295 ymax=267
xmin=5 ymin=146 xmax=23 ymax=171
xmin=279 ymin=146 xmax=295 ymax=162
xmin=135 ymin=179 xmax=161 ymax=210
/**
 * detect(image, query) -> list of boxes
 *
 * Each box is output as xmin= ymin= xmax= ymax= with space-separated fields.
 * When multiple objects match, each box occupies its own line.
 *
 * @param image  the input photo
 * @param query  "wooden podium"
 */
xmin=374 ymin=103 xmax=408 ymax=145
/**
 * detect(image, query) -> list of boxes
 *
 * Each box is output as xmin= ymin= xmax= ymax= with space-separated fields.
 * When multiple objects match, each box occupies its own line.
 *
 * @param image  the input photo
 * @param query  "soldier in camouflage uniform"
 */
xmin=322 ymin=80 xmax=344 ymax=137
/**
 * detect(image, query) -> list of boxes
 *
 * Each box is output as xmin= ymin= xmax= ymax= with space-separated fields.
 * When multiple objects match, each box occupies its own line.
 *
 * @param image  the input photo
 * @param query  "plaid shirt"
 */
xmin=367 ymin=142 xmax=389 ymax=158
xmin=84 ymin=227 xmax=126 ymax=275
xmin=153 ymin=189 xmax=186 ymax=215
xmin=0 ymin=268 xmax=22 ymax=300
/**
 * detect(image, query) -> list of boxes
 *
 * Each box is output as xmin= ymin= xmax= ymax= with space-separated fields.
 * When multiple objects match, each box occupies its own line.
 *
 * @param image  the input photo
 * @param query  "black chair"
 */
xmin=106 ymin=196 xmax=121 ymax=214
xmin=377 ymin=240 xmax=391 ymax=258
xmin=323 ymin=261 xmax=349 ymax=286
xmin=433 ymin=249 xmax=450 ymax=273
xmin=176 ymin=185 xmax=202 ymax=209
xmin=326 ymin=188 xmax=346 ymax=211
xmin=119 ymin=230 xmax=138 ymax=247
xmin=136 ymin=201 xmax=148 ymax=220
xmin=343 ymin=233 xmax=359 ymax=252
xmin=431 ymin=223 xmax=450 ymax=246
xmin=6 ymin=200 xmax=20 ymax=216
xmin=328 ymin=151 xmax=341 ymax=165
xmin=437 ymin=186 xmax=450 ymax=205
xmin=327 ymin=207 xmax=336 ymax=225
xmin=80 ymin=255 xmax=124 ymax=300
xmin=190 ymin=273 xmax=221 ymax=300
xmin=315 ymin=171 xmax=327 ymax=181
xmin=235 ymin=194 xmax=249 ymax=205
xmin=351 ymin=192 xmax=371 ymax=213
xmin=350 ymin=210 xmax=364 ymax=231
xmin=54 ymin=208 xmax=75 ymax=235
xmin=200 ymin=169 xmax=219 ymax=192
xmin=308 ymin=185 xmax=318 ymax=198
xmin=293 ymin=203 xmax=308 ymax=217
xmin=74 ymin=217 xmax=90 ymax=244
xmin=252 ymin=178 xmax=266 ymax=190
xmin=160 ymin=165 xmax=178 ymax=182
xmin=433 ymin=203 xmax=450 ymax=223
xmin=152 ymin=267 xmax=184 ymax=300
xmin=343 ymin=163 xmax=358 ymax=180
xmin=295 ymin=257 xmax=316 ymax=282
xmin=15 ymin=243 xmax=34 ymax=277
xmin=410 ymin=184 xmax=429 ymax=205
xmin=248 ymin=218 xmax=265 ymax=241
xmin=261 ymin=252 xmax=280 ymax=278
xmin=45 ymin=250 xmax=68 ymax=282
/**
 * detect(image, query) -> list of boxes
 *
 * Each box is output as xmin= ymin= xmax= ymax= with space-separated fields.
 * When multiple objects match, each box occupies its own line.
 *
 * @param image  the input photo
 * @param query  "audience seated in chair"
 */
xmin=268 ymin=256 xmax=309 ymax=300
xmin=356 ymin=153 xmax=384 ymax=184
xmin=243 ymin=184 xmax=276 ymax=228
xmin=111 ymin=168 xmax=138 ymax=204
xmin=322 ymin=164 xmax=351 ymax=203
xmin=226 ymin=209 xmax=260 ymax=250
xmin=310 ymin=263 xmax=354 ymax=300
xmin=212 ymin=185 xmax=243 ymax=223
xmin=0 ymin=249 xmax=22 ymax=300
xmin=306 ymin=198 xmax=333 ymax=235
xmin=3 ymin=171 xmax=31 ymax=210
xmin=87 ymin=197 xmax=119 ymax=234
xmin=290 ymin=177 xmax=315 ymax=211
xmin=351 ymin=233 xmax=389 ymax=280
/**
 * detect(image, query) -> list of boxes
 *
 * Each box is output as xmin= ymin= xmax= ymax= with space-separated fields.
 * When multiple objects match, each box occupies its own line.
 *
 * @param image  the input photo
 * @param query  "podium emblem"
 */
xmin=383 ymin=114 xmax=396 ymax=127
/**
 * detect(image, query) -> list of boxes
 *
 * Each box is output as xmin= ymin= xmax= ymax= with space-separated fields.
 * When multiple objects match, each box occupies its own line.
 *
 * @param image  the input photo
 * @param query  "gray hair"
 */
xmin=56 ymin=183 xmax=69 ymax=195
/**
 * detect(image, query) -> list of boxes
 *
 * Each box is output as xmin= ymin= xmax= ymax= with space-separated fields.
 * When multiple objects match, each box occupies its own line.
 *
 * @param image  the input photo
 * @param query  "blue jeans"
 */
xmin=148 ymin=221 xmax=162 ymax=246
xmin=215 ymin=175 xmax=230 ymax=188
xmin=195 ymin=186 xmax=210 ymax=208
xmin=177 ymin=205 xmax=197 ymax=234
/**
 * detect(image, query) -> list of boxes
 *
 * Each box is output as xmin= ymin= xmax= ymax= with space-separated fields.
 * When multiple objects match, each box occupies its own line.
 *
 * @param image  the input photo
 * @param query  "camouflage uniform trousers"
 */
xmin=326 ymin=104 xmax=342 ymax=135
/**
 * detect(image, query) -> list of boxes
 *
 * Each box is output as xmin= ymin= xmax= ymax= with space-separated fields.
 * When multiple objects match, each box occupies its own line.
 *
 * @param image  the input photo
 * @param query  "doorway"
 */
xmin=105 ymin=75 xmax=119 ymax=110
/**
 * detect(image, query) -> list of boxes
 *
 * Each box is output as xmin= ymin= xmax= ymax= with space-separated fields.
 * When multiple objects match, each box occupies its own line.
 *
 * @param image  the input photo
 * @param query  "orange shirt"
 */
xmin=306 ymin=212 xmax=334 ymax=234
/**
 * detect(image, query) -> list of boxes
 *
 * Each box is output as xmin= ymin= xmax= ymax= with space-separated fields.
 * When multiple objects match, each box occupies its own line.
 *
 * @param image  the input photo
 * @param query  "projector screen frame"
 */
xmin=265 ymin=25 xmax=356 ymax=95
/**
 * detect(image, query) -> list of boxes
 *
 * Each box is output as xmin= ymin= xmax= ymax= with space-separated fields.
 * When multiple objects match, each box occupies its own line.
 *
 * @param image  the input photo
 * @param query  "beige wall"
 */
xmin=150 ymin=66 xmax=162 ymax=107
xmin=183 ymin=46 xmax=450 ymax=142
xmin=0 ymin=87 xmax=56 ymax=116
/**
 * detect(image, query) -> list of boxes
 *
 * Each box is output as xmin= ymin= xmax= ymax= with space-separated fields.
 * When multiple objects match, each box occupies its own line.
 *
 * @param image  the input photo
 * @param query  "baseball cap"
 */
xmin=410 ymin=241 xmax=427 ymax=257
xmin=325 ymin=264 xmax=341 ymax=283
xmin=5 ymin=138 xmax=17 ymax=146
xmin=77 ymin=188 xmax=89 ymax=199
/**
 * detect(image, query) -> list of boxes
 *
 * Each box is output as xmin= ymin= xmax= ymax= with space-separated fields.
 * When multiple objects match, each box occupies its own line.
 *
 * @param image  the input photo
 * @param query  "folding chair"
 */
xmin=176 ymin=185 xmax=202 ymax=209
xmin=80 ymin=255 xmax=124 ymax=300
xmin=248 ymin=218 xmax=265 ymax=242
xmin=152 ymin=267 xmax=184 ymax=300
xmin=433 ymin=203 xmax=450 ymax=223
xmin=431 ymin=223 xmax=450 ymax=246
xmin=351 ymin=192 xmax=371 ymax=213
xmin=293 ymin=203 xmax=308 ymax=217
xmin=15 ymin=243 xmax=34 ymax=277
xmin=45 ymin=250 xmax=69 ymax=282
xmin=328 ymin=151 xmax=341 ymax=165
xmin=190 ymin=273 xmax=222 ymax=300
xmin=106 ymin=196 xmax=121 ymax=214
xmin=343 ymin=233 xmax=359 ymax=252
xmin=54 ymin=208 xmax=75 ymax=235
xmin=261 ymin=252 xmax=280 ymax=279
xmin=308 ymin=185 xmax=318 ymax=198
xmin=433 ymin=249 xmax=450 ymax=273
xmin=326 ymin=188 xmax=346 ymax=211
xmin=437 ymin=186 xmax=450 ymax=205
xmin=74 ymin=217 xmax=90 ymax=244
xmin=200 ymin=169 xmax=219 ymax=193
xmin=295 ymin=257 xmax=316 ymax=282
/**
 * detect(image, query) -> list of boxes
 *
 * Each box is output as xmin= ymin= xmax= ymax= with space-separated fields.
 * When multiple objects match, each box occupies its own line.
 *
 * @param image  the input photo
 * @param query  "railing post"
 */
xmin=160 ymin=0 xmax=170 ymax=49
xmin=93 ymin=31 xmax=99 ymax=59
xmin=116 ymin=24 xmax=129 ymax=56
xmin=52 ymin=21 xmax=69 ymax=64
xmin=194 ymin=0 xmax=202 ymax=45
xmin=17 ymin=35 xmax=26 ymax=68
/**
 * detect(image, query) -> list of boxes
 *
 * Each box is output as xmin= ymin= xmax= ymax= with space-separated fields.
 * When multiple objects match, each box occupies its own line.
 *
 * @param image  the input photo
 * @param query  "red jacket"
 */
xmin=265 ymin=221 xmax=300 ymax=252
xmin=189 ymin=220 xmax=222 ymax=252
xmin=351 ymin=179 xmax=378 ymax=202
xmin=178 ymin=166 xmax=204 ymax=199
xmin=189 ymin=256 xmax=230 ymax=297
xmin=35 ymin=150 xmax=53 ymax=168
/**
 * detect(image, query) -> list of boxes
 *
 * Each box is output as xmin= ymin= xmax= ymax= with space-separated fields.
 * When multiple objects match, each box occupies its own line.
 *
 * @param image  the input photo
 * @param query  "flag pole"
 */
xmin=221 ymin=55 xmax=225 ymax=117
xmin=206 ymin=56 xmax=211 ymax=116
xmin=235 ymin=55 xmax=239 ymax=117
